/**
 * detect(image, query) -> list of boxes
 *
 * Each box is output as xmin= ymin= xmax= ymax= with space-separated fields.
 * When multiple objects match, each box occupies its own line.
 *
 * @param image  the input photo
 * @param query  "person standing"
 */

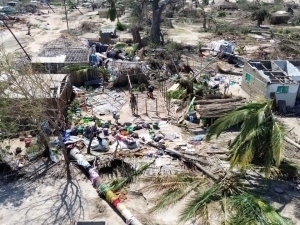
xmin=130 ymin=93 xmax=137 ymax=115
xmin=147 ymin=85 xmax=154 ymax=99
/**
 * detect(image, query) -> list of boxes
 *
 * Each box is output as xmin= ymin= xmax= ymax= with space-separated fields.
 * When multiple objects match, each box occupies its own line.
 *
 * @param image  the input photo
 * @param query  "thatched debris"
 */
xmin=195 ymin=97 xmax=247 ymax=118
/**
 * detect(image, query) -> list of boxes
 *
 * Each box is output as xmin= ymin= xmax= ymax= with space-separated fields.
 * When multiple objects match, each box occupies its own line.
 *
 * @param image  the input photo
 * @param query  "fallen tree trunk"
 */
xmin=194 ymin=162 xmax=218 ymax=181
xmin=69 ymin=147 xmax=143 ymax=225
xmin=285 ymin=137 xmax=300 ymax=149
xmin=165 ymin=148 xmax=210 ymax=165
xmin=163 ymin=148 xmax=220 ymax=181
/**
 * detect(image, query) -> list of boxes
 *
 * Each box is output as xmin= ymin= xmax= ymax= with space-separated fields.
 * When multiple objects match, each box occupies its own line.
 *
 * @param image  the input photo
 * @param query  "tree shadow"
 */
xmin=0 ymin=162 xmax=87 ymax=225
xmin=244 ymin=172 xmax=300 ymax=221
xmin=23 ymin=178 xmax=85 ymax=225
xmin=0 ymin=159 xmax=53 ymax=207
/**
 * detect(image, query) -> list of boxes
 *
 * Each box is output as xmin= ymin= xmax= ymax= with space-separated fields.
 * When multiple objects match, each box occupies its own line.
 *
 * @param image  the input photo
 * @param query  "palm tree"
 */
xmin=142 ymin=173 xmax=293 ymax=224
xmin=206 ymin=99 xmax=285 ymax=176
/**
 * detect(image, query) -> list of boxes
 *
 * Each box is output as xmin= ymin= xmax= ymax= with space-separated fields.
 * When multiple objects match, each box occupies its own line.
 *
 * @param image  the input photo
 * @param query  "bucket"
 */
xmin=103 ymin=128 xmax=109 ymax=136
xmin=77 ymin=126 xmax=84 ymax=134
xmin=153 ymin=122 xmax=159 ymax=129
xmin=127 ymin=125 xmax=134 ymax=134
xmin=96 ymin=119 xmax=102 ymax=127
xmin=104 ymin=122 xmax=110 ymax=128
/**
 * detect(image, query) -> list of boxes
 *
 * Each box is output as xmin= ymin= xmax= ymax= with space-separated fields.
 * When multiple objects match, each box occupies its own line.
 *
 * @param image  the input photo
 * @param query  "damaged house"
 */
xmin=106 ymin=60 xmax=149 ymax=86
xmin=241 ymin=60 xmax=300 ymax=107
xmin=31 ymin=38 xmax=99 ymax=87
xmin=2 ymin=73 xmax=72 ymax=116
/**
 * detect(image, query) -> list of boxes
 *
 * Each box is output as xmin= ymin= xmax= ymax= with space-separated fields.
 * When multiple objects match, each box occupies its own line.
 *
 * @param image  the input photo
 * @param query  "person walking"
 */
xmin=130 ymin=93 xmax=137 ymax=115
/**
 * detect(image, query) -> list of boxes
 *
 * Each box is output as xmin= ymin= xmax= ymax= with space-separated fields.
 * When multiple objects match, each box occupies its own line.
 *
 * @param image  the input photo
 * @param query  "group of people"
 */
xmin=130 ymin=85 xmax=154 ymax=115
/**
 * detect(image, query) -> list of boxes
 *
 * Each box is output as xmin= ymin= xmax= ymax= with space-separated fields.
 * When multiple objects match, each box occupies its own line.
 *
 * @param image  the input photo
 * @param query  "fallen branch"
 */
xmin=194 ymin=162 xmax=218 ymax=181
xmin=284 ymin=137 xmax=300 ymax=149
xmin=206 ymin=151 xmax=229 ymax=154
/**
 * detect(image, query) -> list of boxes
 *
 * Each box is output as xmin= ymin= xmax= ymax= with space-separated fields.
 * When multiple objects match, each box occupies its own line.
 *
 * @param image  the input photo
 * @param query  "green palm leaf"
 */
xmin=142 ymin=174 xmax=205 ymax=213
xmin=205 ymin=99 xmax=285 ymax=176
xmin=179 ymin=185 xmax=220 ymax=223
xmin=228 ymin=192 xmax=293 ymax=225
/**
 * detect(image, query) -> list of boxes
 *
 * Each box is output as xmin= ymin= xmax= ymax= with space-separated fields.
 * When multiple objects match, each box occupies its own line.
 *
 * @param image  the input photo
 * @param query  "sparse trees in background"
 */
xmin=251 ymin=9 xmax=269 ymax=27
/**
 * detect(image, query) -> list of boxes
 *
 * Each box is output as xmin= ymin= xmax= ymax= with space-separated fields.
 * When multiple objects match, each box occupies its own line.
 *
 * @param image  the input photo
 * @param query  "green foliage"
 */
xmin=115 ymin=42 xmax=139 ymax=58
xmin=67 ymin=99 xmax=80 ymax=122
xmin=167 ymin=87 xmax=187 ymax=100
xmin=108 ymin=160 xmax=155 ymax=192
xmin=116 ymin=21 xmax=127 ymax=31
xmin=229 ymin=192 xmax=293 ymax=225
xmin=217 ymin=11 xmax=226 ymax=17
xmin=62 ymin=65 xmax=109 ymax=80
xmin=206 ymin=99 xmax=285 ymax=176
xmin=26 ymin=143 xmax=40 ymax=155
xmin=251 ymin=9 xmax=269 ymax=26
xmin=107 ymin=0 xmax=117 ymax=21
xmin=144 ymin=173 xmax=292 ymax=224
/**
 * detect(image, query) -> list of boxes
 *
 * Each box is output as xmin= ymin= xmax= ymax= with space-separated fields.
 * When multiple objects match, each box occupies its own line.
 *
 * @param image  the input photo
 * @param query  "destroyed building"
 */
xmin=242 ymin=60 xmax=300 ymax=107
xmin=2 ymin=73 xmax=72 ymax=116
xmin=31 ymin=38 xmax=90 ymax=73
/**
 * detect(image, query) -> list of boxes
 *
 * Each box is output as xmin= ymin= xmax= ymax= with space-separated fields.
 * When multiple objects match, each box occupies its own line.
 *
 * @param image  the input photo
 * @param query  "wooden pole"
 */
xmin=136 ymin=94 xmax=139 ymax=115
xmin=127 ymin=73 xmax=132 ymax=91
xmin=155 ymin=98 xmax=158 ymax=116
xmin=2 ymin=20 xmax=31 ymax=61
xmin=63 ymin=0 xmax=69 ymax=32
xmin=46 ymin=2 xmax=55 ymax=13
xmin=145 ymin=98 xmax=147 ymax=115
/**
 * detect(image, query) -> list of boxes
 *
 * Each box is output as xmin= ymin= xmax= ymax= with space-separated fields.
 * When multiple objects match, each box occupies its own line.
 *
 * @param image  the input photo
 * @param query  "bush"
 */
xmin=217 ymin=11 xmax=226 ymax=17
xmin=116 ymin=21 xmax=127 ymax=31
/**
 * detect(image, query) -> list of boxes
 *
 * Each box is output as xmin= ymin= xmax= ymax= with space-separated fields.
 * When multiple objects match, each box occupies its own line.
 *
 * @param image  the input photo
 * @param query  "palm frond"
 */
xmin=179 ymin=185 xmax=220 ymax=223
xmin=228 ymin=192 xmax=293 ymax=225
xmin=206 ymin=101 xmax=269 ymax=141
xmin=271 ymin=121 xmax=285 ymax=167
xmin=142 ymin=174 xmax=205 ymax=213
xmin=149 ymin=188 xmax=189 ymax=213
xmin=142 ymin=174 xmax=204 ymax=193
xmin=108 ymin=160 xmax=155 ymax=192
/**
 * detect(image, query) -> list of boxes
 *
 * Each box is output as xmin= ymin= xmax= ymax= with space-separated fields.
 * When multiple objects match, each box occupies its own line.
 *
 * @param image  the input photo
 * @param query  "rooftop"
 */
xmin=248 ymin=60 xmax=298 ymax=84
xmin=32 ymin=38 xmax=90 ymax=64
xmin=3 ymin=74 xmax=69 ymax=99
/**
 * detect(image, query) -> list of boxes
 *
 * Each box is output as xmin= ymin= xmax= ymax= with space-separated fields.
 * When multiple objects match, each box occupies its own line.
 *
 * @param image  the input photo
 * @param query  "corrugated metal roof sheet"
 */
xmin=31 ymin=55 xmax=66 ymax=63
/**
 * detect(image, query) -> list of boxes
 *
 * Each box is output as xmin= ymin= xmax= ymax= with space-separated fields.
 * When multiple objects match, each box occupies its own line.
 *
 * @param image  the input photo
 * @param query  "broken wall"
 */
xmin=241 ymin=62 xmax=269 ymax=98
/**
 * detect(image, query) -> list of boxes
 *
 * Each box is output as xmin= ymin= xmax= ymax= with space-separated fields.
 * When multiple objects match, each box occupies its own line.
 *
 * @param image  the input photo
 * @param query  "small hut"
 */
xmin=269 ymin=11 xmax=291 ymax=25
xmin=106 ymin=60 xmax=149 ymax=87
xmin=213 ymin=1 xmax=238 ymax=10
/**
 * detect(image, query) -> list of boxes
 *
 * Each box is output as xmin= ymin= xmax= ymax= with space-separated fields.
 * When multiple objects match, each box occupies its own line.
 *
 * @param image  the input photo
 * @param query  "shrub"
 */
xmin=116 ymin=21 xmax=127 ymax=31
xmin=217 ymin=11 xmax=226 ymax=17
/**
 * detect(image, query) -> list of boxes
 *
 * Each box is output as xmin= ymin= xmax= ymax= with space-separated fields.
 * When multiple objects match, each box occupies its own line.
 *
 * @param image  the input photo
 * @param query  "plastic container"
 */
xmin=104 ymin=122 xmax=110 ymax=128
xmin=77 ymin=126 xmax=84 ymax=134
xmin=96 ymin=119 xmax=102 ymax=127
xmin=24 ymin=137 xmax=31 ymax=147
xmin=153 ymin=122 xmax=159 ymax=129
xmin=103 ymin=128 xmax=109 ymax=136
xmin=126 ymin=125 xmax=133 ymax=134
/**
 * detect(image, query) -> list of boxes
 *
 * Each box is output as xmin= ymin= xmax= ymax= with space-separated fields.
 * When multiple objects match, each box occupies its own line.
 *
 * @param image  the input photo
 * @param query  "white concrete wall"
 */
xmin=266 ymin=83 xmax=299 ymax=107
xmin=286 ymin=61 xmax=300 ymax=77
xmin=272 ymin=60 xmax=300 ymax=82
